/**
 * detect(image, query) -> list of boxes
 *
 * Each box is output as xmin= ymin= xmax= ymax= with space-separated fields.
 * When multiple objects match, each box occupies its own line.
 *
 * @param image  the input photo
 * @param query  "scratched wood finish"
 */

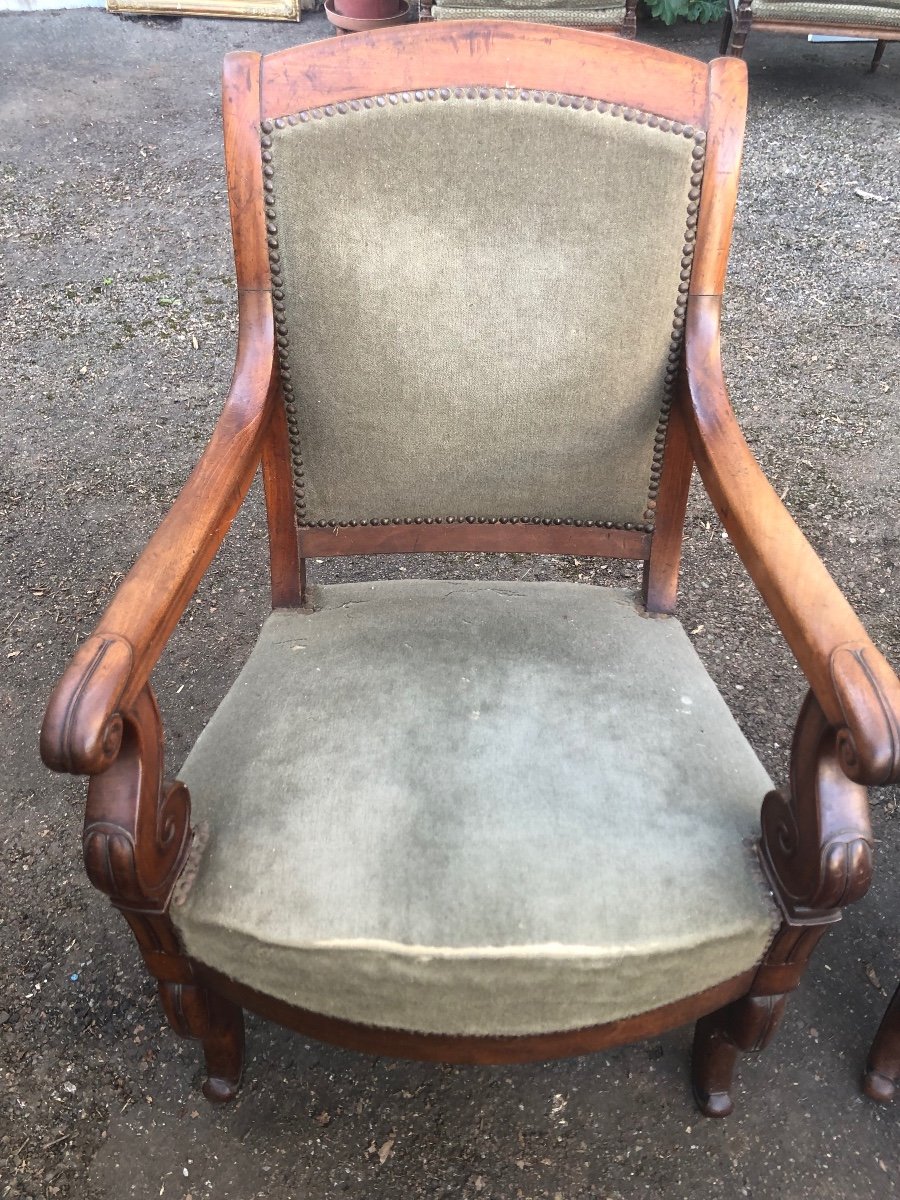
xmin=260 ymin=22 xmax=710 ymax=125
xmin=641 ymin=52 xmax=746 ymax=611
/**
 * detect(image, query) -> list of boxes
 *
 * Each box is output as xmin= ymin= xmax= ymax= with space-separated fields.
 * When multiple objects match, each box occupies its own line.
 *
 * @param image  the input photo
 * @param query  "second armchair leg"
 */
xmin=864 ymin=983 xmax=900 ymax=1103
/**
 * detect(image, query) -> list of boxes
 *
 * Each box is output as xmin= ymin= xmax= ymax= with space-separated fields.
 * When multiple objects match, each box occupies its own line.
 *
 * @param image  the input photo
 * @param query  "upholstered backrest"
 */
xmin=262 ymin=87 xmax=705 ymax=534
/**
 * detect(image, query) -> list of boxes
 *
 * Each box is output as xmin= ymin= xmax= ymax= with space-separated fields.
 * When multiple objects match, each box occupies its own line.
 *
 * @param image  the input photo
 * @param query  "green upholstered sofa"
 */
xmin=420 ymin=0 xmax=637 ymax=34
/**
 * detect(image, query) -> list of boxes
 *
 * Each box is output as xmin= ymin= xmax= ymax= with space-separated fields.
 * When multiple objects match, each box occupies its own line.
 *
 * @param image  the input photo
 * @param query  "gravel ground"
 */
xmin=1 ymin=11 xmax=898 ymax=1198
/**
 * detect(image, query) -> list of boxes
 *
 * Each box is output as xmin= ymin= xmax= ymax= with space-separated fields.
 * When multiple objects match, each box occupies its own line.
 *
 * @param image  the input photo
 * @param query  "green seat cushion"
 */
xmin=171 ymin=581 xmax=777 ymax=1037
xmin=752 ymin=0 xmax=900 ymax=22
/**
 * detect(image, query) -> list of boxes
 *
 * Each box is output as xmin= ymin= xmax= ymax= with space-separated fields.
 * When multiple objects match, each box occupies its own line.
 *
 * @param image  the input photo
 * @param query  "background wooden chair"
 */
xmin=41 ymin=22 xmax=900 ymax=1117
xmin=720 ymin=0 xmax=898 ymax=71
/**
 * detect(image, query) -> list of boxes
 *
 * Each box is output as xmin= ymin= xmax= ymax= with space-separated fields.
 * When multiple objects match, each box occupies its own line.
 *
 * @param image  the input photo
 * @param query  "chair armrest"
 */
xmin=684 ymin=293 xmax=900 ymax=788
xmin=41 ymin=289 xmax=276 ymax=777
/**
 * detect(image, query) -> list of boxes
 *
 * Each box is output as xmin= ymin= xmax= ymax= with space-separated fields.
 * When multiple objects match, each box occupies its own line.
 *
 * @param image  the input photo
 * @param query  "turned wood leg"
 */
xmin=697 ymin=690 xmax=876 ymax=1118
xmin=870 ymin=40 xmax=887 ymax=72
xmin=200 ymin=993 xmax=245 ymax=1103
xmin=692 ymin=993 xmax=787 ymax=1117
xmin=622 ymin=0 xmax=637 ymax=39
xmin=721 ymin=0 xmax=751 ymax=56
xmin=864 ymin=983 xmax=900 ymax=1103
xmin=692 ymin=1009 xmax=742 ymax=1117
xmin=160 ymin=982 xmax=245 ymax=1103
xmin=692 ymin=921 xmax=829 ymax=1117
xmin=74 ymin=688 xmax=246 ymax=1102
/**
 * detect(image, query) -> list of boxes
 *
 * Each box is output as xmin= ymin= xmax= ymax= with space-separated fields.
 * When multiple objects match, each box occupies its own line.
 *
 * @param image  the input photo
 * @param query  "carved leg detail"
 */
xmin=722 ymin=0 xmax=751 ymax=57
xmin=692 ymin=1009 xmax=741 ymax=1118
xmin=160 ymin=982 xmax=245 ymax=1103
xmin=622 ymin=0 xmax=637 ymax=38
xmin=692 ymin=912 xmax=833 ymax=1118
xmin=864 ymin=983 xmax=900 ymax=1103
xmin=78 ymin=687 xmax=246 ymax=1102
xmin=692 ymin=993 xmax=787 ymax=1118
xmin=201 ymin=993 xmax=245 ymax=1103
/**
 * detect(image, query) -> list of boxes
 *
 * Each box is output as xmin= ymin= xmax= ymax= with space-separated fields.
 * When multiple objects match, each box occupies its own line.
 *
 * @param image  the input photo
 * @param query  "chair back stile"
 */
xmin=222 ymin=25 xmax=747 ymax=613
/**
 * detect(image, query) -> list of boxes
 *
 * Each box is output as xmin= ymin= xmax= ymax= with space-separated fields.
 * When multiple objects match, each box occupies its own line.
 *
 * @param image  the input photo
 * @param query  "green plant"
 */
xmin=642 ymin=0 xmax=725 ymax=22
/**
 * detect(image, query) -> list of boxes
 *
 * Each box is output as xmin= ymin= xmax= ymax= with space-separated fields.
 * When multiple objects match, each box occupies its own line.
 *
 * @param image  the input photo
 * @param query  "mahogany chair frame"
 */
xmin=720 ymin=0 xmax=897 ymax=72
xmin=41 ymin=23 xmax=900 ymax=1116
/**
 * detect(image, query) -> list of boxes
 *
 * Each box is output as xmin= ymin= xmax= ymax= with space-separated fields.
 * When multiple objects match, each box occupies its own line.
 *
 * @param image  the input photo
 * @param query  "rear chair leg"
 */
xmin=870 ymin=40 xmax=887 ymax=72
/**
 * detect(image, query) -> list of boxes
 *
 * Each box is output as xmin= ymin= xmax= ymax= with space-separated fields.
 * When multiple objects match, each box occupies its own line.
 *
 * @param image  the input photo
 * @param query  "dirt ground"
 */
xmin=1 ymin=9 xmax=899 ymax=1199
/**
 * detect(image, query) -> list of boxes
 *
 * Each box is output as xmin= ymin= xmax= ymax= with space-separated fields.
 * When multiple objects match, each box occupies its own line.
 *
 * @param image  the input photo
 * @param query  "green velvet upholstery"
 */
xmin=265 ymin=94 xmax=703 ymax=529
xmin=751 ymin=0 xmax=900 ymax=23
xmin=171 ymin=581 xmax=778 ymax=1037
xmin=432 ymin=6 xmax=626 ymax=21
xmin=435 ymin=0 xmax=621 ymax=9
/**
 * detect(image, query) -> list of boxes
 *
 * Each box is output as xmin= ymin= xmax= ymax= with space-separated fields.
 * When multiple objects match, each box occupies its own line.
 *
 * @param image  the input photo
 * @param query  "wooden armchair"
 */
xmin=41 ymin=23 xmax=900 ymax=1117
xmin=720 ymin=0 xmax=898 ymax=71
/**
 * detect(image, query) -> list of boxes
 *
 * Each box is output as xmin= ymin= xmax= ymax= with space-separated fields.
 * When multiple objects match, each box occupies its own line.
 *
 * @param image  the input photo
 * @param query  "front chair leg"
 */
xmin=75 ymin=683 xmax=247 ymax=1102
xmin=693 ymin=919 xmax=827 ymax=1116
xmin=692 ymin=1008 xmax=741 ymax=1117
xmin=692 ymin=879 xmax=834 ymax=1115
xmin=695 ymin=689 xmax=875 ymax=1117
xmin=160 ymin=983 xmax=245 ymax=1102
xmin=864 ymin=983 xmax=900 ymax=1102
xmin=722 ymin=0 xmax=752 ymax=56
xmin=692 ymin=992 xmax=786 ymax=1117
xmin=870 ymin=40 xmax=887 ymax=72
